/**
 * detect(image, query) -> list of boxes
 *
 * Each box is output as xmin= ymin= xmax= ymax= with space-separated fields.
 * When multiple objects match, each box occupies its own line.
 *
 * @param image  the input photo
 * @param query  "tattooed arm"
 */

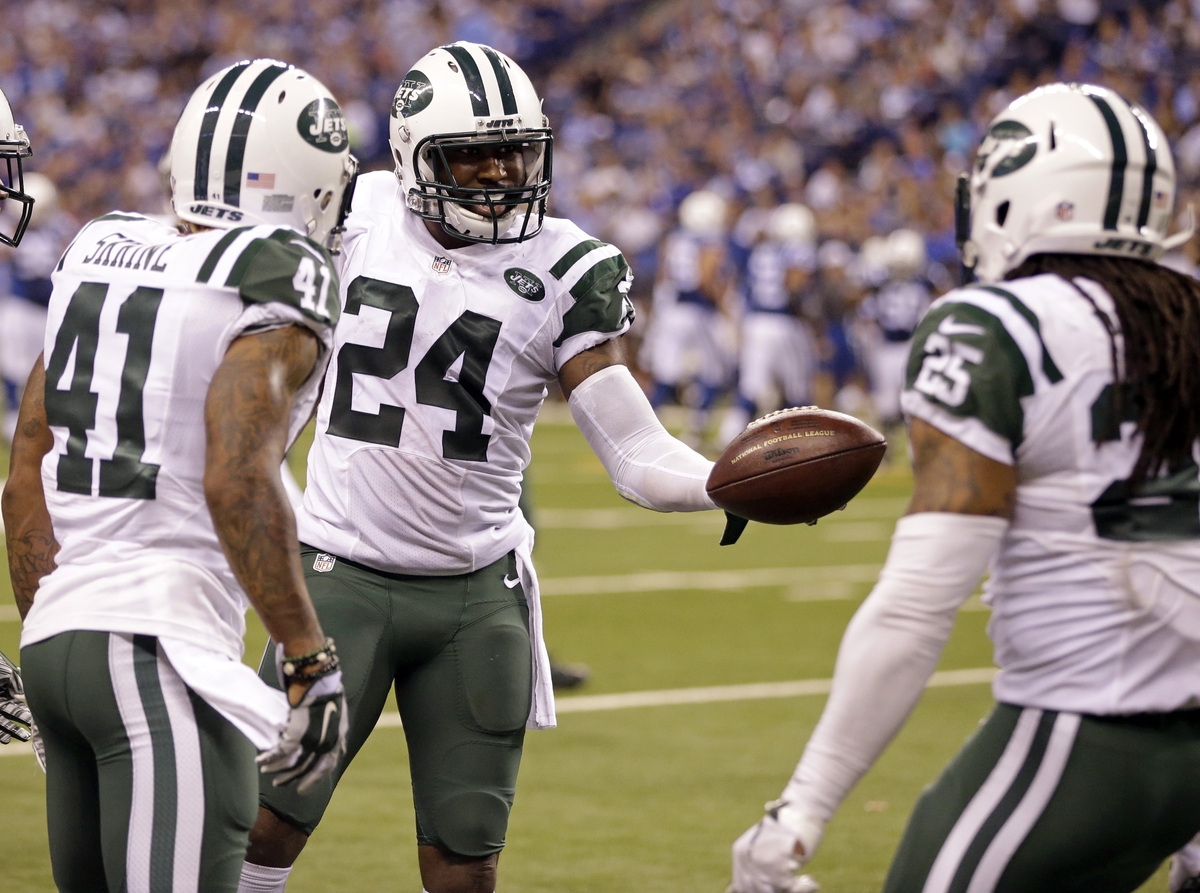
xmin=906 ymin=418 xmax=1017 ymax=518
xmin=561 ymin=338 xmax=717 ymax=512
xmin=204 ymin=325 xmax=329 ymax=700
xmin=2 ymin=356 xmax=58 ymax=620
xmin=557 ymin=338 xmax=625 ymax=399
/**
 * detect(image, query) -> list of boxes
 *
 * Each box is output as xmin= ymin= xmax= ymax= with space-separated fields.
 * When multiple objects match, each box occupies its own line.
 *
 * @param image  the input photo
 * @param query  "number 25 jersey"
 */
xmin=296 ymin=172 xmax=635 ymax=574
xmin=901 ymin=272 xmax=1200 ymax=715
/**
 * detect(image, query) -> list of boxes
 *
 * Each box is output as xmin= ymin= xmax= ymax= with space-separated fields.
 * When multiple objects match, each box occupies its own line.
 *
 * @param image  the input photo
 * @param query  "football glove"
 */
xmin=256 ymin=670 xmax=348 ymax=794
xmin=0 ymin=649 xmax=33 ymax=745
xmin=728 ymin=801 xmax=825 ymax=893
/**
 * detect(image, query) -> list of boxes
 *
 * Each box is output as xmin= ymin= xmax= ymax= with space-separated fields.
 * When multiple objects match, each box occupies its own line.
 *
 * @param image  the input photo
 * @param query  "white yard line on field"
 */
xmin=0 ymin=668 xmax=997 ymax=758
xmin=539 ymin=564 xmax=883 ymax=596
xmin=370 ymin=667 xmax=997 ymax=728
xmin=533 ymin=497 xmax=909 ymax=530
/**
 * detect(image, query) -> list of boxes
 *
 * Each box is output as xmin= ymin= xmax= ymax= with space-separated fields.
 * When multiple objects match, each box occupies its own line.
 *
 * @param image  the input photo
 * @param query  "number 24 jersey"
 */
xmin=902 ymin=272 xmax=1200 ymax=715
xmin=296 ymin=172 xmax=635 ymax=575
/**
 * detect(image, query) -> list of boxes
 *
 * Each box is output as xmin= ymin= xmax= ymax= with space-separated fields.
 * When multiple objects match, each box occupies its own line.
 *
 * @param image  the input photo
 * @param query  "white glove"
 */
xmin=257 ymin=671 xmax=348 ymax=794
xmin=0 ymin=649 xmax=33 ymax=745
xmin=728 ymin=801 xmax=825 ymax=893
xmin=1168 ymin=833 xmax=1200 ymax=892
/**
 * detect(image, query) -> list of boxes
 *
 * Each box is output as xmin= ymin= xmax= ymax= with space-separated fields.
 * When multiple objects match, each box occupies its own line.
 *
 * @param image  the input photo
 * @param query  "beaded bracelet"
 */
xmin=281 ymin=638 xmax=340 ymax=686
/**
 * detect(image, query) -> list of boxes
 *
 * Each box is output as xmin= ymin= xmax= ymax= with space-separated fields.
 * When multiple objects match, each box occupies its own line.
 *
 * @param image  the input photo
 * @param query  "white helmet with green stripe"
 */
xmin=389 ymin=41 xmax=552 ymax=244
xmin=169 ymin=59 xmax=357 ymax=251
xmin=958 ymin=82 xmax=1192 ymax=283
xmin=0 ymin=85 xmax=33 ymax=247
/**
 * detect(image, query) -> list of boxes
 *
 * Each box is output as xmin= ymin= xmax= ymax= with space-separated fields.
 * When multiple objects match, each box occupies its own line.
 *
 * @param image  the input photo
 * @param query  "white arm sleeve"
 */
xmin=567 ymin=364 xmax=717 ymax=513
xmin=780 ymin=511 xmax=1008 ymax=823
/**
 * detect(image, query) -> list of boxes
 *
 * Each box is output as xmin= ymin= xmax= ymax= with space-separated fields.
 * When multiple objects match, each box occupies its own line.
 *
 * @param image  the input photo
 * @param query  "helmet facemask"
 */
xmin=406 ymin=127 xmax=552 ymax=244
xmin=0 ymin=89 xmax=33 ymax=247
xmin=390 ymin=42 xmax=554 ymax=245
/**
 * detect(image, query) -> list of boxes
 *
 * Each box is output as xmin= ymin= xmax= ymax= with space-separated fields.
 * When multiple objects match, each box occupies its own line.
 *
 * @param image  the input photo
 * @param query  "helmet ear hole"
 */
xmin=996 ymin=200 xmax=1010 ymax=227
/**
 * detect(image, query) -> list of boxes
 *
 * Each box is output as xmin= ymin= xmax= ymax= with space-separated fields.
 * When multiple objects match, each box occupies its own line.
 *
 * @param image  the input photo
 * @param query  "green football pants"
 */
xmin=884 ymin=702 xmax=1200 ymax=893
xmin=21 ymin=630 xmax=258 ymax=893
xmin=256 ymin=547 xmax=532 ymax=858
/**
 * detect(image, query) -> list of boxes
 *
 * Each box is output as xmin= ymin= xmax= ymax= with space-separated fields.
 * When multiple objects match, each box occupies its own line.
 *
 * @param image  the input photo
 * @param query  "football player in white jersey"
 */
xmin=237 ymin=42 xmax=719 ymax=893
xmin=855 ymin=227 xmax=934 ymax=442
xmin=716 ymin=202 xmax=820 ymax=449
xmin=2 ymin=60 xmax=357 ymax=892
xmin=0 ymin=85 xmax=38 ymax=752
xmin=729 ymin=82 xmax=1200 ymax=893
xmin=645 ymin=187 xmax=738 ymax=447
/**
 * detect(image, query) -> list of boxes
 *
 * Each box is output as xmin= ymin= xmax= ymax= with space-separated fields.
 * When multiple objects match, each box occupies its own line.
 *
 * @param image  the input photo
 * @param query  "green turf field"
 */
xmin=0 ymin=409 xmax=1172 ymax=891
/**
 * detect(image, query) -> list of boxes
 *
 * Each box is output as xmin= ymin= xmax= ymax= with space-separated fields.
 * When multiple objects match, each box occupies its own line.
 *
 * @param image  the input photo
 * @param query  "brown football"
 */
xmin=706 ymin=407 xmax=887 ymax=525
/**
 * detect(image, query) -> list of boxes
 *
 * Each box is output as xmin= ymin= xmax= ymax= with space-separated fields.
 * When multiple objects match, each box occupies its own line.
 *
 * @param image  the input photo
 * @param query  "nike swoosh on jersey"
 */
xmin=938 ymin=314 xmax=987 ymax=337
xmin=503 ymin=574 xmax=521 ymax=589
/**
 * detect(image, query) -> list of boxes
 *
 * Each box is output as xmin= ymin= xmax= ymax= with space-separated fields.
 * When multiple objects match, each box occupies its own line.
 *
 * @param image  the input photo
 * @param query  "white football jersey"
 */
xmin=21 ymin=213 xmax=338 ymax=660
xmin=297 ymin=172 xmax=634 ymax=574
xmin=902 ymin=272 xmax=1200 ymax=714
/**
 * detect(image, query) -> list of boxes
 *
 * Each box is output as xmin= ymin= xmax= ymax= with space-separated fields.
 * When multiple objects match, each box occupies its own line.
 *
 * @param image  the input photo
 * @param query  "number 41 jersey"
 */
xmin=901 ymin=272 xmax=1200 ymax=715
xmin=296 ymin=171 xmax=635 ymax=574
xmin=21 ymin=213 xmax=338 ymax=660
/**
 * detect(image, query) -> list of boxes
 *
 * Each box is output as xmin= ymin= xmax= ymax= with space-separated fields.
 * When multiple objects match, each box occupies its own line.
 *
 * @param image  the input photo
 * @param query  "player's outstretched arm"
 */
xmin=2 ymin=355 xmax=58 ymax=620
xmin=204 ymin=325 xmax=347 ymax=784
xmin=561 ymin=339 xmax=717 ymax=513
xmin=728 ymin=420 xmax=1015 ymax=892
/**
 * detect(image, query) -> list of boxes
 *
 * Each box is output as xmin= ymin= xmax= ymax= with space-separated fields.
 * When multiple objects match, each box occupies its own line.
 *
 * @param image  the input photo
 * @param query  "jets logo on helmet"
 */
xmin=298 ymin=99 xmax=348 ymax=152
xmin=388 ymin=41 xmax=553 ymax=244
xmin=393 ymin=73 xmax=434 ymax=118
xmin=958 ymin=82 xmax=1193 ymax=283
xmin=169 ymin=59 xmax=358 ymax=252
xmin=974 ymin=120 xmax=1037 ymax=179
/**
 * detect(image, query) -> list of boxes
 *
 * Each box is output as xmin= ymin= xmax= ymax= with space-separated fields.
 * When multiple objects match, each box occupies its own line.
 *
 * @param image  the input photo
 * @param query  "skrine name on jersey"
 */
xmin=81 ymin=233 xmax=173 ymax=272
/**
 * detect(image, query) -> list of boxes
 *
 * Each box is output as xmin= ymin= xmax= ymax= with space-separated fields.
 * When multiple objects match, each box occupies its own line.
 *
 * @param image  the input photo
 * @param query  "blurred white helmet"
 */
xmin=857 ymin=234 xmax=890 ymax=286
xmin=170 ymin=59 xmax=358 ymax=251
xmin=958 ymin=82 xmax=1191 ymax=282
xmin=22 ymin=172 xmax=58 ymax=216
xmin=679 ymin=189 xmax=728 ymax=237
xmin=885 ymin=228 xmax=926 ymax=278
xmin=0 ymin=85 xmax=33 ymax=247
xmin=818 ymin=238 xmax=853 ymax=271
xmin=768 ymin=202 xmax=816 ymax=246
xmin=389 ymin=41 xmax=552 ymax=244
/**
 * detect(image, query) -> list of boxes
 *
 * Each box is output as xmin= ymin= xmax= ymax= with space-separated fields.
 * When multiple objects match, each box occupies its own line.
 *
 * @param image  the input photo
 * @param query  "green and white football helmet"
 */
xmin=957 ymin=82 xmax=1192 ymax=282
xmin=0 ymin=86 xmax=33 ymax=247
xmin=169 ymin=59 xmax=357 ymax=251
xmin=389 ymin=41 xmax=553 ymax=244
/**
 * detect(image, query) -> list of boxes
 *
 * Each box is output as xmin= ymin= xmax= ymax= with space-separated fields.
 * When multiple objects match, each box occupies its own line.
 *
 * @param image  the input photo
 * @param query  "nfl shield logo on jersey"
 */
xmin=432 ymin=255 xmax=452 ymax=273
xmin=313 ymin=553 xmax=336 ymax=573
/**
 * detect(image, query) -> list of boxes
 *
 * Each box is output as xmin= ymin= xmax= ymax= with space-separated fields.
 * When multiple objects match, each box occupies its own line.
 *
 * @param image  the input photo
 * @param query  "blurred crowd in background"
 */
xmin=4 ymin=0 xmax=1200 ymax=450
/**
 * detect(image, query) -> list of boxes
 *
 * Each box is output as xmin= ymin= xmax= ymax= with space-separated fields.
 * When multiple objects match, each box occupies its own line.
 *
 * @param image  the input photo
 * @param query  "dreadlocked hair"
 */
xmin=1006 ymin=253 xmax=1200 ymax=485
